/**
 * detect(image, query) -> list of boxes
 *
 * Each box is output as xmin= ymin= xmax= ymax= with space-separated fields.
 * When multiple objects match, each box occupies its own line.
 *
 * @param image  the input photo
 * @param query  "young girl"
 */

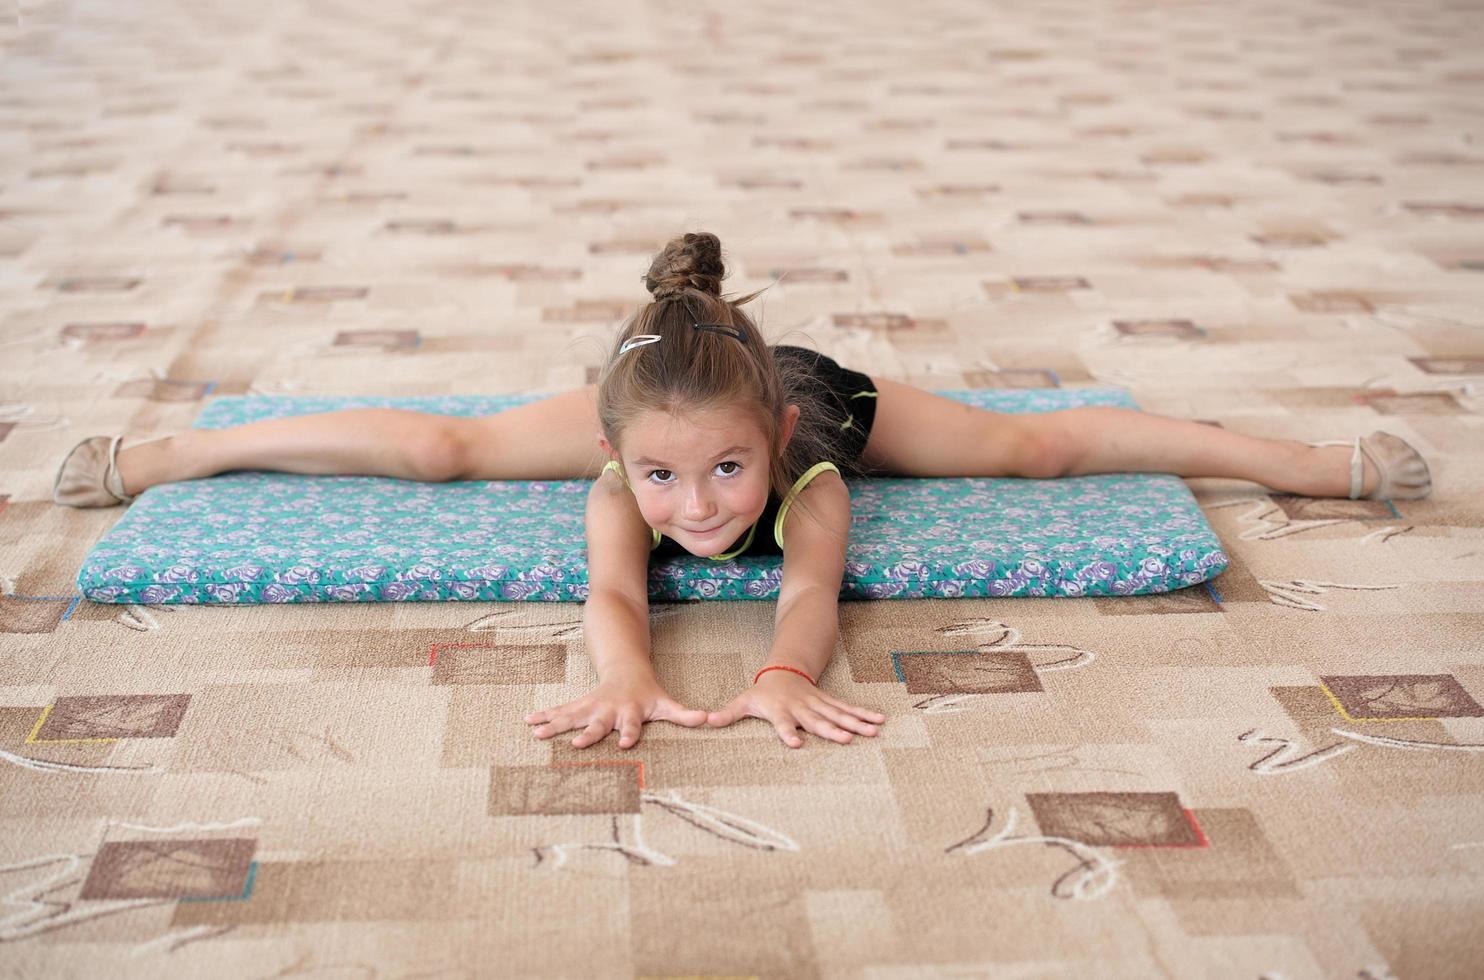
xmin=54 ymin=231 xmax=1433 ymax=751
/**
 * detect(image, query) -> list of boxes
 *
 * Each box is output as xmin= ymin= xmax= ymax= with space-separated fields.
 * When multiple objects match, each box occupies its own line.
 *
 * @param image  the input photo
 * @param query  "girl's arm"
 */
xmin=579 ymin=470 xmax=657 ymax=680
xmin=524 ymin=468 xmax=707 ymax=749
xmin=706 ymin=472 xmax=887 ymax=747
xmin=767 ymin=474 xmax=851 ymax=683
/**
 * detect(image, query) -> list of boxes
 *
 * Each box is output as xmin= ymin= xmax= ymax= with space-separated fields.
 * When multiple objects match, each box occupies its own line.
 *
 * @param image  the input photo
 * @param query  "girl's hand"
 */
xmin=706 ymin=671 xmax=887 ymax=749
xmin=525 ymin=667 xmax=708 ymax=750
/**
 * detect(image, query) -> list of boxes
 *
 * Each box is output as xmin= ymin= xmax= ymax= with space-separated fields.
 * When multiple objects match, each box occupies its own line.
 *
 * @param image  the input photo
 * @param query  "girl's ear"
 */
xmin=778 ymin=403 xmax=802 ymax=455
xmin=598 ymin=435 xmax=620 ymax=461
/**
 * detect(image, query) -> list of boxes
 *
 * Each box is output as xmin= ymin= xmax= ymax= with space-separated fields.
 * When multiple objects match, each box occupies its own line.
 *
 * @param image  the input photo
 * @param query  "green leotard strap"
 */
xmin=773 ymin=461 xmax=841 ymax=549
xmin=839 ymin=389 xmax=878 ymax=431
xmin=600 ymin=458 xmax=627 ymax=486
xmin=601 ymin=460 xmax=661 ymax=549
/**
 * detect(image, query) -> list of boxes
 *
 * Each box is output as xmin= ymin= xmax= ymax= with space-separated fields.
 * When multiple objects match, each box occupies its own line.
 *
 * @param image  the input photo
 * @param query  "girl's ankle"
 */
xmin=1306 ymin=443 xmax=1372 ymax=499
xmin=117 ymin=434 xmax=179 ymax=496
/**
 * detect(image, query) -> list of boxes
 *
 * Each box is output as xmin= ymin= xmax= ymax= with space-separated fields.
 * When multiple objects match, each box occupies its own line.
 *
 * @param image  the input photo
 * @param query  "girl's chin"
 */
xmin=681 ymin=531 xmax=733 ymax=557
xmin=671 ymin=518 xmax=757 ymax=556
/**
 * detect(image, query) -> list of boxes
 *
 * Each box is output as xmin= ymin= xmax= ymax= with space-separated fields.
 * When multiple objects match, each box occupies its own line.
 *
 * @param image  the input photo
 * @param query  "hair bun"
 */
xmin=644 ymin=231 xmax=725 ymax=300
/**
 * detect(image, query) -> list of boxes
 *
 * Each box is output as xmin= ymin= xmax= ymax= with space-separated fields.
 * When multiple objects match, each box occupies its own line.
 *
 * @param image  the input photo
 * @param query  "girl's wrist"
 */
xmin=598 ymin=660 xmax=658 ymax=684
xmin=753 ymin=664 xmax=817 ymax=686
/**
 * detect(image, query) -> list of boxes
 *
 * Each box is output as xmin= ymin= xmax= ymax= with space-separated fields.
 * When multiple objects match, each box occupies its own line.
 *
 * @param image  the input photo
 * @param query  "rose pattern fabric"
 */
xmin=77 ymin=390 xmax=1228 ymax=603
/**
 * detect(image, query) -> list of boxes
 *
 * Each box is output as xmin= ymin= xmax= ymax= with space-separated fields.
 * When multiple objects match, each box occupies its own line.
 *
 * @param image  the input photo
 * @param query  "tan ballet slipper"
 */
xmin=52 ymin=434 xmax=172 ymax=508
xmin=1312 ymin=431 xmax=1432 ymax=500
xmin=1351 ymin=430 xmax=1432 ymax=500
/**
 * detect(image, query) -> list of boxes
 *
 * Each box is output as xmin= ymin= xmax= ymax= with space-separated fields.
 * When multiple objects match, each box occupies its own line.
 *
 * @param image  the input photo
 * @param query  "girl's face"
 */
xmin=602 ymin=402 xmax=797 ymax=557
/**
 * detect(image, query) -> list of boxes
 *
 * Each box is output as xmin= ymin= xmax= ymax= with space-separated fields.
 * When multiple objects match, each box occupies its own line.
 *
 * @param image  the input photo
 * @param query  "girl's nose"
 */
xmin=681 ymin=488 xmax=715 ymax=520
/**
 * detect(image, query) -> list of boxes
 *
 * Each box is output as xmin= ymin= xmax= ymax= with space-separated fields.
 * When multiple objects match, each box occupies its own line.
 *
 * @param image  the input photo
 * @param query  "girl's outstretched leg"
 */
xmin=448 ymin=384 xmax=607 ymax=480
xmin=1044 ymin=406 xmax=1389 ymax=498
xmin=57 ymin=386 xmax=606 ymax=505
xmin=1034 ymin=408 xmax=1423 ymax=498
xmin=111 ymin=409 xmax=479 ymax=495
xmin=862 ymin=379 xmax=1430 ymax=499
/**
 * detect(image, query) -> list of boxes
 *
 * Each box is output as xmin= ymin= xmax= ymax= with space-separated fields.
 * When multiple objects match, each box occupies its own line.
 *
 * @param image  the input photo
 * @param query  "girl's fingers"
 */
xmin=528 ymin=700 xmax=594 ymax=729
xmin=704 ymin=695 xmax=752 ymax=729
xmin=533 ymin=713 xmax=580 ymax=739
xmin=531 ymin=696 xmax=879 ymax=747
xmin=525 ymin=703 xmax=563 ymax=727
xmin=810 ymin=700 xmax=880 ymax=737
xmin=772 ymin=719 xmax=804 ymax=748
xmin=571 ymin=718 xmax=612 ymax=748
xmin=796 ymin=707 xmax=853 ymax=744
xmin=616 ymin=712 xmax=643 ymax=749
xmin=819 ymin=695 xmax=887 ymax=724
xmin=655 ymin=700 xmax=710 ymax=728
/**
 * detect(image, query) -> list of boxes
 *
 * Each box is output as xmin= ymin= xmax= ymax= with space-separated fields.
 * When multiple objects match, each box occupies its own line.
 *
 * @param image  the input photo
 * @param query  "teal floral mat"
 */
xmin=77 ymin=390 xmax=1228 ymax=603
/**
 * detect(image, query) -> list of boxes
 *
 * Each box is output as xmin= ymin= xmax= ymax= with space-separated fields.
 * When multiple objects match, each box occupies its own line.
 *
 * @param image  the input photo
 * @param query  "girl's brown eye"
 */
xmin=647 ymin=469 xmax=674 ymax=484
xmin=716 ymin=461 xmax=739 ymax=476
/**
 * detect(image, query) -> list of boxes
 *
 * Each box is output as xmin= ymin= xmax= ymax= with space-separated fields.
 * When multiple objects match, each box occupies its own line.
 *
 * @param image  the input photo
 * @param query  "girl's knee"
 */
xmin=1012 ymin=426 xmax=1073 ymax=479
xmin=403 ymin=422 xmax=471 ymax=482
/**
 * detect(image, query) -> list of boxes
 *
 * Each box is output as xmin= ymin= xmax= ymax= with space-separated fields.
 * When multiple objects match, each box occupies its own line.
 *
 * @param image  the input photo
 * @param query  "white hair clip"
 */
xmin=618 ymin=334 xmax=662 ymax=355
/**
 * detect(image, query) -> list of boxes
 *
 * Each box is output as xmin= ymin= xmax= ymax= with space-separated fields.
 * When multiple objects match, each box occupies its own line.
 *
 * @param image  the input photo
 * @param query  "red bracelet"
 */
xmin=753 ymin=665 xmax=817 ymax=686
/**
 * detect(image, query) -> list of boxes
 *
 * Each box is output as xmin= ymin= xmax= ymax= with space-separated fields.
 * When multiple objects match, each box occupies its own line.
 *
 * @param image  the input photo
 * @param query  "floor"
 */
xmin=1 ymin=0 xmax=1482 ymax=976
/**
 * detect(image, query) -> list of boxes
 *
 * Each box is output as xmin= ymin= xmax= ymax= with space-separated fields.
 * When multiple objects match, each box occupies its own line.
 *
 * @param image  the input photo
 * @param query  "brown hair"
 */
xmin=597 ymin=231 xmax=846 ymax=502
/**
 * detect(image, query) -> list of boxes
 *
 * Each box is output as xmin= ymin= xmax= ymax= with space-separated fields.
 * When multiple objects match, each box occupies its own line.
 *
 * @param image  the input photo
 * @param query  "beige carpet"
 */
xmin=3 ymin=0 xmax=1483 ymax=976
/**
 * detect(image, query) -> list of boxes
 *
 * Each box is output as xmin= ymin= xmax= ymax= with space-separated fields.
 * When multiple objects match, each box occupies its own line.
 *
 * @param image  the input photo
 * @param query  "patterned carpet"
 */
xmin=2 ymin=0 xmax=1482 ymax=976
